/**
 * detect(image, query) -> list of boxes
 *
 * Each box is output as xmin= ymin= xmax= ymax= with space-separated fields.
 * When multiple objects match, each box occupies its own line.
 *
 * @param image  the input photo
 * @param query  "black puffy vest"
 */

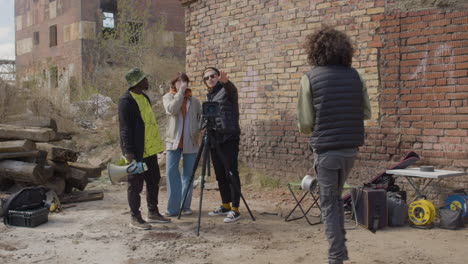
xmin=306 ymin=66 xmax=364 ymax=153
xmin=207 ymin=82 xmax=240 ymax=141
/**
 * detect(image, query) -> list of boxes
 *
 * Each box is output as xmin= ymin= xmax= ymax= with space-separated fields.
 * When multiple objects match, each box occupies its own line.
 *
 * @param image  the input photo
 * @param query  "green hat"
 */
xmin=125 ymin=68 xmax=147 ymax=88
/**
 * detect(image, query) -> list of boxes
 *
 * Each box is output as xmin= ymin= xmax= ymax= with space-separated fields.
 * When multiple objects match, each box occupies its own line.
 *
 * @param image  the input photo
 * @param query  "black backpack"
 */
xmin=2 ymin=187 xmax=48 ymax=225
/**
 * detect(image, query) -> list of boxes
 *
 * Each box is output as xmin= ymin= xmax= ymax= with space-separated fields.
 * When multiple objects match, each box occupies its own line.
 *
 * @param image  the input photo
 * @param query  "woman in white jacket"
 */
xmin=162 ymin=73 xmax=202 ymax=216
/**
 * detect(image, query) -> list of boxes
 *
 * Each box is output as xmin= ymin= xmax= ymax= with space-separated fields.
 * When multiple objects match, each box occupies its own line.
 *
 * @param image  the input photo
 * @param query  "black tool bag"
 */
xmin=439 ymin=205 xmax=464 ymax=230
xmin=2 ymin=187 xmax=48 ymax=225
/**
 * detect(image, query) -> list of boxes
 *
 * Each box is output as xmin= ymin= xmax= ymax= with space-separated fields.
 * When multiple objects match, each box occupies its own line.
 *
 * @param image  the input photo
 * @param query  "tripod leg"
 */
xmin=230 ymin=171 xmax=256 ymax=221
xmin=213 ymin=141 xmax=256 ymax=221
xmin=178 ymin=137 xmax=205 ymax=219
xmin=196 ymin=137 xmax=210 ymax=236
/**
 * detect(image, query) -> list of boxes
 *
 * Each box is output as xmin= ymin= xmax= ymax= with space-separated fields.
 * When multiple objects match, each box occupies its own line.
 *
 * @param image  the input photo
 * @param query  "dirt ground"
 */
xmin=0 ymin=174 xmax=467 ymax=264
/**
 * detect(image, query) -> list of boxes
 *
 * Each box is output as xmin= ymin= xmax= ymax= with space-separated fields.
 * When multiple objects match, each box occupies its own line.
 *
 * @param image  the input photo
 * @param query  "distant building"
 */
xmin=15 ymin=0 xmax=185 ymax=103
xmin=0 ymin=60 xmax=16 ymax=85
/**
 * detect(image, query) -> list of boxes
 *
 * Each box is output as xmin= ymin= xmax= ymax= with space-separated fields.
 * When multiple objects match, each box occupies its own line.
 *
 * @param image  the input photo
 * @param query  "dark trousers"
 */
xmin=127 ymin=155 xmax=161 ymax=218
xmin=210 ymin=139 xmax=241 ymax=208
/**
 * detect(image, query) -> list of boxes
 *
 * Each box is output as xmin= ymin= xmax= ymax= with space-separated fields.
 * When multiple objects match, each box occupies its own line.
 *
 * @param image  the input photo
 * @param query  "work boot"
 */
xmin=147 ymin=211 xmax=171 ymax=223
xmin=130 ymin=216 xmax=151 ymax=230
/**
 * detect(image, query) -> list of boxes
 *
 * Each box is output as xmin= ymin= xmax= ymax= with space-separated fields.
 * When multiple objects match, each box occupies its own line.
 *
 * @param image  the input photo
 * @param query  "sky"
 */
xmin=0 ymin=0 xmax=15 ymax=60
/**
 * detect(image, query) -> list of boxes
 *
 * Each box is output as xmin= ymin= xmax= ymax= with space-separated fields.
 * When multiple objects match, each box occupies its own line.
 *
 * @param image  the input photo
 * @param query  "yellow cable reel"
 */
xmin=450 ymin=201 xmax=462 ymax=211
xmin=408 ymin=199 xmax=435 ymax=226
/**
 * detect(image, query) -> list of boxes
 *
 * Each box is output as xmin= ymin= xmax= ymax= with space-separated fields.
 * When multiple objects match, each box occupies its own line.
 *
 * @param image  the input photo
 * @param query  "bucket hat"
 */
xmin=125 ymin=68 xmax=147 ymax=88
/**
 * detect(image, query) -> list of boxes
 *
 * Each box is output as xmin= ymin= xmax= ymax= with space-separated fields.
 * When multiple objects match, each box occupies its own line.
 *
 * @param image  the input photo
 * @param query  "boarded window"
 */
xmin=50 ymin=66 xmax=58 ymax=89
xmin=49 ymin=25 xmax=57 ymax=47
xmin=33 ymin=32 xmax=40 ymax=45
xmin=128 ymin=22 xmax=143 ymax=44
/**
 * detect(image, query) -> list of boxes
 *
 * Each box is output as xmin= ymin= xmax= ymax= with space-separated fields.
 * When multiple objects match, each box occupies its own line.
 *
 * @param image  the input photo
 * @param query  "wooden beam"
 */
xmin=0 ymin=160 xmax=47 ymax=184
xmin=0 ymin=140 xmax=36 ymax=152
xmin=4 ymin=117 xmax=57 ymax=132
xmin=36 ymin=143 xmax=78 ymax=162
xmin=59 ymin=190 xmax=104 ymax=204
xmin=68 ymin=162 xmax=102 ymax=178
xmin=46 ymin=160 xmax=71 ymax=175
xmin=0 ymin=124 xmax=57 ymax=142
xmin=0 ymin=150 xmax=40 ymax=160
xmin=66 ymin=168 xmax=88 ymax=191
xmin=20 ymin=150 xmax=48 ymax=166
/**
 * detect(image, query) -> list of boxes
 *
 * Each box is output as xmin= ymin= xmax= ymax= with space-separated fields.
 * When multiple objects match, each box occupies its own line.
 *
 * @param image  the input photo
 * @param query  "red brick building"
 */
xmin=15 ymin=0 xmax=185 ymax=103
xmin=179 ymin=0 xmax=468 ymax=191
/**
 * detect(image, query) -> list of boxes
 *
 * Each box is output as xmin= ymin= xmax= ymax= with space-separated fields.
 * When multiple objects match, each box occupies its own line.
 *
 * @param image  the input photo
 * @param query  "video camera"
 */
xmin=201 ymin=101 xmax=220 ymax=130
xmin=202 ymin=101 xmax=220 ymax=118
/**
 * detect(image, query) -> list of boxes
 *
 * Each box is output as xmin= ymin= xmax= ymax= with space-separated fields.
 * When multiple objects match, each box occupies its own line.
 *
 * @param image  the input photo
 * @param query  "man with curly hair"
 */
xmin=297 ymin=27 xmax=371 ymax=264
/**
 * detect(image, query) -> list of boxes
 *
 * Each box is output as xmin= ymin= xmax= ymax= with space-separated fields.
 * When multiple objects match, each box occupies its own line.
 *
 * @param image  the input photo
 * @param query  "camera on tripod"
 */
xmin=202 ymin=101 xmax=220 ymax=118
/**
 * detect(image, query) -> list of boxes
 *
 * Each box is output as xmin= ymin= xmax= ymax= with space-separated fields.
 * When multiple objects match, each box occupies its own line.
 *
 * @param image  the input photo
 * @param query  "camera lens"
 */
xmin=207 ymin=105 xmax=216 ymax=113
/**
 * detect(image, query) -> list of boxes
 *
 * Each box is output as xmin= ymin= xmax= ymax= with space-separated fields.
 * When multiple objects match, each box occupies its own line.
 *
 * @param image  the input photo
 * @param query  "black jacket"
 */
xmin=118 ymin=90 xmax=151 ymax=162
xmin=207 ymin=81 xmax=241 ymax=143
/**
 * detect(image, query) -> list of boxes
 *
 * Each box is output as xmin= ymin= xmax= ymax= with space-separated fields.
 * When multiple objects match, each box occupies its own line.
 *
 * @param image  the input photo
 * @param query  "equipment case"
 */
xmin=7 ymin=207 xmax=49 ymax=227
xmin=353 ymin=188 xmax=388 ymax=232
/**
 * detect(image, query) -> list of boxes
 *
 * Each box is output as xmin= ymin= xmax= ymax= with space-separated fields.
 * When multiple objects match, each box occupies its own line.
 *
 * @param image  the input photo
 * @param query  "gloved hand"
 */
xmin=127 ymin=160 xmax=145 ymax=174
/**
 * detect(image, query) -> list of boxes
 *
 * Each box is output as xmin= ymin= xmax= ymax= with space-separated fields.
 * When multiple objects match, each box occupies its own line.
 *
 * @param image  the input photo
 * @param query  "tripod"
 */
xmin=177 ymin=120 xmax=256 ymax=236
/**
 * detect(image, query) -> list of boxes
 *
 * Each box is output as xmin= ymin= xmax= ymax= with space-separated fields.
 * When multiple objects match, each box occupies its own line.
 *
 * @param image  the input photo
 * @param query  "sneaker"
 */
xmin=182 ymin=209 xmax=193 ymax=216
xmin=130 ymin=216 xmax=151 ymax=230
xmin=147 ymin=211 xmax=171 ymax=223
xmin=163 ymin=212 xmax=178 ymax=218
xmin=223 ymin=211 xmax=241 ymax=223
xmin=208 ymin=205 xmax=231 ymax=216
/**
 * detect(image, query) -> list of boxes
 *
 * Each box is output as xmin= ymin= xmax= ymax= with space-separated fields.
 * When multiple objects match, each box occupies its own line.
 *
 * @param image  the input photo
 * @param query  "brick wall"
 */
xmin=372 ymin=9 xmax=468 ymax=190
xmin=180 ymin=0 xmax=467 ymax=190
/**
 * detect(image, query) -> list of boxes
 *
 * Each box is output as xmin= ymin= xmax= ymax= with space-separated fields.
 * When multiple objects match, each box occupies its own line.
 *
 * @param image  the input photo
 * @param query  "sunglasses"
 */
xmin=203 ymin=74 xmax=217 ymax=81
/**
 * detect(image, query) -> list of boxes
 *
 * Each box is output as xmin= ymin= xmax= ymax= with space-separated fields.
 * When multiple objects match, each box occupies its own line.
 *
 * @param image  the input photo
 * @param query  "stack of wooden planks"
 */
xmin=0 ymin=117 xmax=103 ymax=197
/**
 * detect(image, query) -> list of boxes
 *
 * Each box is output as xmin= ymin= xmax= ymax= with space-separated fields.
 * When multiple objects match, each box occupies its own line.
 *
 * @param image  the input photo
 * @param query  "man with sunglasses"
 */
xmin=202 ymin=67 xmax=242 ymax=223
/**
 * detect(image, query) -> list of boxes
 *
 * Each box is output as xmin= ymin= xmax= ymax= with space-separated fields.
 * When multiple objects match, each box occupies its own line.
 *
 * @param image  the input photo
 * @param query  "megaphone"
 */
xmin=301 ymin=174 xmax=318 ymax=192
xmin=108 ymin=161 xmax=148 ymax=184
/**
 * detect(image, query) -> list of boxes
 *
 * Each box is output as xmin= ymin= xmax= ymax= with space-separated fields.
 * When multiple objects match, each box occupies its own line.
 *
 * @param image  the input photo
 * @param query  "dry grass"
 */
xmin=0 ymin=80 xmax=28 ymax=122
xmin=239 ymin=162 xmax=282 ymax=189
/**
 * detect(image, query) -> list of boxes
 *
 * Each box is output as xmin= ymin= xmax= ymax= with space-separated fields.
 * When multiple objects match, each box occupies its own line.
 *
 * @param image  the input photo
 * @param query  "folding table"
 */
xmin=385 ymin=168 xmax=466 ymax=201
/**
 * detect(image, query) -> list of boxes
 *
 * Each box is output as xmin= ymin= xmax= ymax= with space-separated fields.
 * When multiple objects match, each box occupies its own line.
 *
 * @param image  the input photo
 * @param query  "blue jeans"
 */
xmin=165 ymin=149 xmax=197 ymax=215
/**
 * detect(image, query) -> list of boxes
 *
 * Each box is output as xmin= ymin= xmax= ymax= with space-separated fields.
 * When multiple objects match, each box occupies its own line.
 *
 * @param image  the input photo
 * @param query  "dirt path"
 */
xmin=0 ymin=178 xmax=467 ymax=264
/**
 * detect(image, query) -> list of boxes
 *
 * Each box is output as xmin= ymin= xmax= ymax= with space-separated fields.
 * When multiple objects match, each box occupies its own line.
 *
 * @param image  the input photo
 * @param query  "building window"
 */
xmin=33 ymin=32 xmax=40 ymax=45
xmin=103 ymin=12 xmax=115 ymax=28
xmin=49 ymin=25 xmax=57 ymax=47
xmin=128 ymin=22 xmax=143 ymax=44
xmin=101 ymin=0 xmax=117 ymax=35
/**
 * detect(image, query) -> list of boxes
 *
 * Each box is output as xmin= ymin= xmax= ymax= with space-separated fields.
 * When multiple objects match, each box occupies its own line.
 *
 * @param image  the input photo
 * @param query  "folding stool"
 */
xmin=284 ymin=181 xmax=322 ymax=225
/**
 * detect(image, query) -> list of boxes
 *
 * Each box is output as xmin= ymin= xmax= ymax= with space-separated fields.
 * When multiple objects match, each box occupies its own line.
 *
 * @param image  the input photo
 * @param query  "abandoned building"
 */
xmin=14 ymin=0 xmax=185 ymax=103
xmin=179 ymin=0 xmax=468 ymax=189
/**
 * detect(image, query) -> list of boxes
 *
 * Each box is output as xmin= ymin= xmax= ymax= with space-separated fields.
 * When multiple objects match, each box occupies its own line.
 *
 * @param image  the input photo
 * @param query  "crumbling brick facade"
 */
xmin=180 ymin=0 xmax=468 ymax=189
xmin=15 ymin=0 xmax=185 ymax=104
